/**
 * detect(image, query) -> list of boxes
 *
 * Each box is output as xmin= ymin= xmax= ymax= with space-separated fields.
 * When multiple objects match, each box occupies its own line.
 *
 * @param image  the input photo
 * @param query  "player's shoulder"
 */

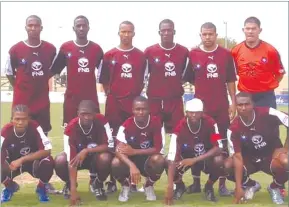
xmin=132 ymin=47 xmax=145 ymax=55
xmin=189 ymin=45 xmax=202 ymax=53
xmin=150 ymin=115 xmax=162 ymax=125
xmin=144 ymin=44 xmax=158 ymax=53
xmin=95 ymin=114 xmax=108 ymax=125
xmin=176 ymin=43 xmax=189 ymax=52
xmin=1 ymin=122 xmax=14 ymax=136
xmin=88 ymin=41 xmax=103 ymax=50
xmin=231 ymin=41 xmax=245 ymax=53
xmin=228 ymin=116 xmax=241 ymax=132
xmin=122 ymin=116 xmax=134 ymax=127
xmin=216 ymin=45 xmax=231 ymax=54
xmin=65 ymin=117 xmax=79 ymax=133
xmin=41 ymin=40 xmax=56 ymax=49
xmin=202 ymin=113 xmax=217 ymax=126
xmin=104 ymin=47 xmax=119 ymax=56
xmin=9 ymin=41 xmax=26 ymax=53
xmin=260 ymin=40 xmax=278 ymax=52
xmin=28 ymin=120 xmax=40 ymax=129
xmin=254 ymin=106 xmax=271 ymax=117
xmin=60 ymin=40 xmax=74 ymax=49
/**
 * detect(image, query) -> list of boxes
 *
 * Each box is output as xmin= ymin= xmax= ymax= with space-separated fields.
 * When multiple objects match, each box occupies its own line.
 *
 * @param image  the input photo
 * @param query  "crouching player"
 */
xmin=1 ymin=105 xmax=54 ymax=203
xmin=111 ymin=96 xmax=165 ymax=202
xmin=165 ymin=98 xmax=226 ymax=205
xmin=54 ymin=100 xmax=113 ymax=206
xmin=224 ymin=92 xmax=288 ymax=205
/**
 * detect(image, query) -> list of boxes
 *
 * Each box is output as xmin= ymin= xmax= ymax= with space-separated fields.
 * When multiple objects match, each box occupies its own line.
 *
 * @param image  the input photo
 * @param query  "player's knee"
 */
xmin=213 ymin=155 xmax=225 ymax=168
xmin=278 ymin=153 xmax=288 ymax=169
xmin=111 ymin=157 xmax=127 ymax=177
xmin=96 ymin=152 xmax=113 ymax=168
xmin=54 ymin=152 xmax=67 ymax=168
xmin=149 ymin=154 xmax=165 ymax=166
xmin=111 ymin=157 xmax=123 ymax=170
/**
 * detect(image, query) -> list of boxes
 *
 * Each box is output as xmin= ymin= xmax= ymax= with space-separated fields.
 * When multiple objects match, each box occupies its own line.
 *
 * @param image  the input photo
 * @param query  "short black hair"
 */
xmin=26 ymin=15 xmax=42 ymax=25
xmin=200 ymin=22 xmax=217 ymax=32
xmin=74 ymin=15 xmax=89 ymax=25
xmin=133 ymin=96 xmax=148 ymax=105
xmin=244 ymin=16 xmax=261 ymax=27
xmin=159 ymin=19 xmax=174 ymax=30
xmin=236 ymin=92 xmax=253 ymax=100
xmin=78 ymin=100 xmax=97 ymax=112
xmin=119 ymin=20 xmax=135 ymax=31
xmin=12 ymin=104 xmax=29 ymax=114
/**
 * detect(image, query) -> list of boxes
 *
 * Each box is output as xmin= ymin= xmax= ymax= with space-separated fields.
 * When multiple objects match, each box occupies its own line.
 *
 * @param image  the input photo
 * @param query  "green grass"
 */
xmin=1 ymin=103 xmax=288 ymax=207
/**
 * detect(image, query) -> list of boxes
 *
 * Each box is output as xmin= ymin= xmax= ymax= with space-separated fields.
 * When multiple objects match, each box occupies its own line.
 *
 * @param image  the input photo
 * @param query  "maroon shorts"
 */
xmin=105 ymin=95 xmax=134 ymax=136
xmin=63 ymin=97 xmax=100 ymax=126
xmin=129 ymin=155 xmax=150 ymax=177
xmin=206 ymin=109 xmax=230 ymax=139
xmin=30 ymin=106 xmax=51 ymax=133
xmin=148 ymin=97 xmax=184 ymax=133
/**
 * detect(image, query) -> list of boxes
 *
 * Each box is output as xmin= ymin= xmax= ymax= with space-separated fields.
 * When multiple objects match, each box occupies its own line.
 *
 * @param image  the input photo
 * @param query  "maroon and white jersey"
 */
xmin=64 ymin=116 xmax=109 ymax=162
xmin=228 ymin=107 xmax=288 ymax=160
xmin=183 ymin=45 xmax=237 ymax=113
xmin=5 ymin=41 xmax=56 ymax=113
xmin=50 ymin=41 xmax=103 ymax=105
xmin=145 ymin=43 xmax=189 ymax=99
xmin=116 ymin=115 xmax=163 ymax=152
xmin=168 ymin=114 xmax=222 ymax=162
xmin=98 ymin=47 xmax=147 ymax=98
xmin=1 ymin=120 xmax=52 ymax=163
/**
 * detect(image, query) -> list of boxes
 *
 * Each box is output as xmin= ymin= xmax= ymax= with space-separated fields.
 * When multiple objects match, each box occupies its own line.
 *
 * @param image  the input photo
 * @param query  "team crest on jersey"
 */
xmin=164 ymin=61 xmax=176 ymax=77
xmin=154 ymin=57 xmax=160 ymax=63
xmin=78 ymin=57 xmax=90 ymax=73
xmin=206 ymin=63 xmax=218 ymax=78
xmin=20 ymin=147 xmax=31 ymax=156
xmin=140 ymin=140 xmax=151 ymax=149
xmin=66 ymin=53 xmax=72 ymax=58
xmin=194 ymin=64 xmax=201 ymax=70
xmin=31 ymin=61 xmax=44 ymax=77
xmin=20 ymin=58 xmax=27 ymax=65
xmin=261 ymin=57 xmax=267 ymax=63
xmin=194 ymin=143 xmax=205 ymax=156
xmin=252 ymin=134 xmax=267 ymax=150
xmin=121 ymin=63 xmax=132 ymax=78
xmin=111 ymin=60 xmax=116 ymax=65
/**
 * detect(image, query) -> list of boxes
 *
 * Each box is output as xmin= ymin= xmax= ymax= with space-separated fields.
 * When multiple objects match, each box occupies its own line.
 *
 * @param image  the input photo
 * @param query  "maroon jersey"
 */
xmin=116 ymin=116 xmax=162 ymax=152
xmin=64 ymin=116 xmax=109 ymax=162
xmin=1 ymin=120 xmax=52 ymax=164
xmin=98 ymin=47 xmax=147 ymax=98
xmin=5 ymin=41 xmax=56 ymax=113
xmin=228 ymin=107 xmax=288 ymax=160
xmin=167 ymin=114 xmax=222 ymax=161
xmin=50 ymin=41 xmax=103 ymax=106
xmin=145 ymin=43 xmax=189 ymax=99
xmin=183 ymin=45 xmax=237 ymax=113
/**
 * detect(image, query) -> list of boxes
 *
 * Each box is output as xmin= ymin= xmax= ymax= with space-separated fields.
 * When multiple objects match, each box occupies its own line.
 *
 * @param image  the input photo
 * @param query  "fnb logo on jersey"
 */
xmin=78 ymin=57 xmax=90 ymax=72
xmin=206 ymin=63 xmax=218 ymax=78
xmin=31 ymin=61 xmax=44 ymax=77
xmin=164 ymin=62 xmax=176 ymax=77
xmin=121 ymin=63 xmax=132 ymax=78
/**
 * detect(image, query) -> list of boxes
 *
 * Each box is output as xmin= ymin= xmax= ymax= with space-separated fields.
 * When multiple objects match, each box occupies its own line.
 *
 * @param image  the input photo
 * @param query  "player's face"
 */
xmin=200 ymin=28 xmax=217 ymax=48
xmin=236 ymin=97 xmax=254 ymax=117
xmin=25 ymin=17 xmax=42 ymax=39
xmin=12 ymin=111 xmax=30 ymax=133
xmin=159 ymin=22 xmax=175 ymax=44
xmin=133 ymin=101 xmax=150 ymax=123
xmin=78 ymin=107 xmax=95 ymax=126
xmin=186 ymin=111 xmax=203 ymax=124
xmin=118 ymin=24 xmax=135 ymax=45
xmin=243 ymin=23 xmax=262 ymax=43
xmin=73 ymin=18 xmax=90 ymax=39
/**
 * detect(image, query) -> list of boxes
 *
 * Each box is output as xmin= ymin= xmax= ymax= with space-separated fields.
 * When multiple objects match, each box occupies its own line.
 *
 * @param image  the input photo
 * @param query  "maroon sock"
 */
xmin=205 ymin=179 xmax=214 ymax=189
xmin=37 ymin=180 xmax=46 ymax=189
xmin=144 ymin=177 xmax=155 ymax=187
xmin=2 ymin=177 xmax=12 ymax=188
xmin=242 ymin=178 xmax=256 ymax=187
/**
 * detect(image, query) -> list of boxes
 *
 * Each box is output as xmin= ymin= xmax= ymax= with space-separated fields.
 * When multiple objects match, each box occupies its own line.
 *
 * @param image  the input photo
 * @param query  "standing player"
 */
xmin=144 ymin=19 xmax=188 ymax=154
xmin=165 ymin=98 xmax=226 ymax=204
xmin=183 ymin=22 xmax=237 ymax=196
xmin=1 ymin=105 xmax=54 ymax=203
xmin=54 ymin=100 xmax=113 ymax=205
xmin=98 ymin=21 xmax=147 ymax=193
xmin=50 ymin=15 xmax=103 ymax=127
xmin=111 ymin=96 xmax=165 ymax=202
xmin=224 ymin=92 xmax=288 ymax=205
xmin=4 ymin=15 xmax=56 ymax=193
xmin=232 ymin=17 xmax=285 ymax=109
xmin=5 ymin=15 xmax=56 ymax=135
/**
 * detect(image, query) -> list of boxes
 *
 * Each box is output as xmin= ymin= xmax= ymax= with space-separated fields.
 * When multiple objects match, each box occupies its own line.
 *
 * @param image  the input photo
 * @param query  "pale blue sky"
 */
xmin=1 ymin=2 xmax=288 ymax=74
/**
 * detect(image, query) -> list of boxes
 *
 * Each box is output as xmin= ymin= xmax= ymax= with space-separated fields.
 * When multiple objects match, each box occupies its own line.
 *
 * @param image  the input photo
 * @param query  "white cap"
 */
xmin=185 ymin=98 xmax=204 ymax=112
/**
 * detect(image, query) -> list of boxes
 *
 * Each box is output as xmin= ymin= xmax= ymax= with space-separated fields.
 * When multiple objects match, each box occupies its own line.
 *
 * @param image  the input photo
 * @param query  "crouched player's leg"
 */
xmin=54 ymin=151 xmax=112 ymax=201
xmin=111 ymin=154 xmax=165 ymax=202
xmin=1 ymin=156 xmax=54 ymax=203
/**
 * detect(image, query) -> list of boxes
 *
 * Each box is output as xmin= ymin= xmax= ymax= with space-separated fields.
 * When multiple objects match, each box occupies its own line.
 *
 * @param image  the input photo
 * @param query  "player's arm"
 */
xmin=182 ymin=57 xmax=194 ymax=85
xmin=1 ymin=135 xmax=9 ymax=165
xmin=269 ymin=48 xmax=286 ymax=83
xmin=49 ymin=46 xmax=67 ymax=78
xmin=98 ymin=54 xmax=111 ymax=96
xmin=268 ymin=108 xmax=289 ymax=148
xmin=20 ymin=126 xmax=52 ymax=163
xmin=5 ymin=51 xmax=17 ymax=87
xmin=86 ymin=126 xmax=109 ymax=154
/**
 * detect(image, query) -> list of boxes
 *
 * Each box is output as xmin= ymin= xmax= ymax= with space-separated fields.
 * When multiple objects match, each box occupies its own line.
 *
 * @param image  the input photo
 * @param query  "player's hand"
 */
xmin=9 ymin=158 xmax=23 ymax=171
xmin=70 ymin=149 xmax=88 ymax=168
xmin=69 ymin=189 xmax=81 ymax=206
xmin=117 ymin=144 xmax=136 ymax=156
xmin=129 ymin=165 xmax=141 ymax=185
xmin=229 ymin=103 xmax=236 ymax=121
xmin=177 ymin=158 xmax=196 ymax=171
xmin=233 ymin=187 xmax=245 ymax=204
xmin=164 ymin=185 xmax=174 ymax=206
